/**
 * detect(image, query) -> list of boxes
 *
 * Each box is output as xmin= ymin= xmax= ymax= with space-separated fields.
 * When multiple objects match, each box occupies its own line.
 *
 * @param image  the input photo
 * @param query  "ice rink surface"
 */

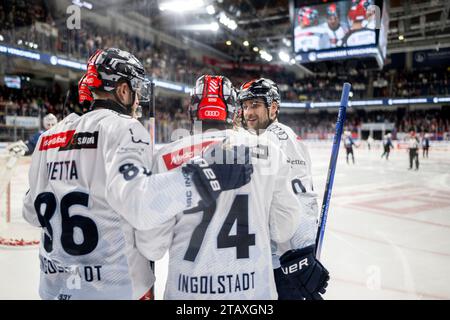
xmin=1 ymin=142 xmax=449 ymax=300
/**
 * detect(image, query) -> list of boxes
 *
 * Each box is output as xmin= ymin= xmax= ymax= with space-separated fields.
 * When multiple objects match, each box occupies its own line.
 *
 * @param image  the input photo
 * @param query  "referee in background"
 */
xmin=407 ymin=130 xmax=420 ymax=170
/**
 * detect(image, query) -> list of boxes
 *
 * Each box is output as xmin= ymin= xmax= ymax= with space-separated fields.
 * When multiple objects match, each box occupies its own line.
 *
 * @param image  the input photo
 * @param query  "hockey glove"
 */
xmin=6 ymin=141 xmax=28 ymax=169
xmin=274 ymin=267 xmax=305 ymax=300
xmin=182 ymin=144 xmax=253 ymax=206
xmin=7 ymin=140 xmax=28 ymax=157
xmin=279 ymin=245 xmax=330 ymax=300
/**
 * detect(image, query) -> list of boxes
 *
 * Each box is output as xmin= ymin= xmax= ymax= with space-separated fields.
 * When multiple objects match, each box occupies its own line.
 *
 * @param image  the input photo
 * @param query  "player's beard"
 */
xmin=245 ymin=115 xmax=270 ymax=133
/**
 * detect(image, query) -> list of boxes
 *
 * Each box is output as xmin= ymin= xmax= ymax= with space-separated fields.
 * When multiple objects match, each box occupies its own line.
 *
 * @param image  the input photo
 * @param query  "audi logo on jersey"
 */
xmin=205 ymin=110 xmax=220 ymax=117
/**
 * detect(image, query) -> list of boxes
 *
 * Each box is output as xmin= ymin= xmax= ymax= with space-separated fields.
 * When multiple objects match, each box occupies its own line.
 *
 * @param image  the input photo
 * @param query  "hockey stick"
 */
xmin=149 ymin=81 xmax=156 ymax=154
xmin=148 ymin=81 xmax=156 ymax=299
xmin=315 ymin=83 xmax=351 ymax=259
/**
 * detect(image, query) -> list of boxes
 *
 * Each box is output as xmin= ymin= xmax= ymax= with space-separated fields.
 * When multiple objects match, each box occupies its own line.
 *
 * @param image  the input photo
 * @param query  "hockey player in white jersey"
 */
xmin=22 ymin=49 xmax=252 ymax=300
xmin=136 ymin=75 xmax=302 ymax=299
xmin=320 ymin=4 xmax=348 ymax=49
xmin=238 ymin=78 xmax=329 ymax=300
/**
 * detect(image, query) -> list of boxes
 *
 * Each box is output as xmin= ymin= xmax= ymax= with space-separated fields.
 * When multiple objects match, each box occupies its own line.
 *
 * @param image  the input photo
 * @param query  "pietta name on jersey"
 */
xmin=46 ymin=160 xmax=79 ymax=181
xmin=39 ymin=130 xmax=99 ymax=151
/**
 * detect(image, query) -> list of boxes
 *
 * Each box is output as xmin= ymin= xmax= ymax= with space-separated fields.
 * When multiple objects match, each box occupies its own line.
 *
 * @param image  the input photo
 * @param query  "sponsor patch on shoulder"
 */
xmin=39 ymin=130 xmax=75 ymax=151
xmin=39 ymin=130 xmax=99 ymax=151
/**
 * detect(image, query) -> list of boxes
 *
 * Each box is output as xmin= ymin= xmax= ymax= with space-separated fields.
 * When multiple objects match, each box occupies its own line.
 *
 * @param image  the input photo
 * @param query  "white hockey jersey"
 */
xmin=262 ymin=122 xmax=319 ymax=268
xmin=294 ymin=25 xmax=328 ymax=52
xmin=320 ymin=23 xmax=348 ymax=48
xmin=344 ymin=29 xmax=376 ymax=47
xmin=22 ymin=108 xmax=202 ymax=300
xmin=136 ymin=129 xmax=302 ymax=299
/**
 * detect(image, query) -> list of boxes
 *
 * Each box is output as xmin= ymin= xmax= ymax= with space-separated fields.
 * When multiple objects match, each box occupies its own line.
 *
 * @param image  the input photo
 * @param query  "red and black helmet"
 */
xmin=237 ymin=78 xmax=281 ymax=108
xmin=189 ymin=75 xmax=237 ymax=125
xmin=348 ymin=0 xmax=369 ymax=22
xmin=297 ymin=6 xmax=319 ymax=27
xmin=327 ymin=4 xmax=338 ymax=17
xmin=79 ymin=48 xmax=151 ymax=104
xmin=78 ymin=73 xmax=93 ymax=105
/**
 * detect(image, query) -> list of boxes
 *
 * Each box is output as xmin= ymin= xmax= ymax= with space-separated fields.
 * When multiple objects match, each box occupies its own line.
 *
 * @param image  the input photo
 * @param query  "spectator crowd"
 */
xmin=1 ymin=0 xmax=450 ymax=142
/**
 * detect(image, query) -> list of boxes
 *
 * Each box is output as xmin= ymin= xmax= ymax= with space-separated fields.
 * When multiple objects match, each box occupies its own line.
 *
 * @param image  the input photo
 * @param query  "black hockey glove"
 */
xmin=279 ymin=245 xmax=330 ymax=300
xmin=274 ymin=267 xmax=305 ymax=300
xmin=182 ymin=143 xmax=253 ymax=206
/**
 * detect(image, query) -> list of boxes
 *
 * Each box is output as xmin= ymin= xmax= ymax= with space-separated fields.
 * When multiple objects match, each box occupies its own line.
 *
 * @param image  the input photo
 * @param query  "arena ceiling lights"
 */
xmin=158 ymin=0 xmax=204 ymax=12
xmin=218 ymin=12 xmax=238 ymax=31
xmin=259 ymin=50 xmax=273 ymax=62
xmin=278 ymin=51 xmax=290 ymax=63
xmin=72 ymin=0 xmax=93 ymax=10
xmin=206 ymin=5 xmax=215 ymax=15
xmin=180 ymin=22 xmax=219 ymax=32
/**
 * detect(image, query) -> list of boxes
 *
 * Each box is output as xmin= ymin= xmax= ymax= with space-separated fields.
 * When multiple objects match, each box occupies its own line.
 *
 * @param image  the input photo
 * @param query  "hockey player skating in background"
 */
xmin=422 ymin=133 xmax=430 ymax=158
xmin=344 ymin=131 xmax=356 ymax=164
xmin=381 ymin=133 xmax=394 ymax=160
xmin=407 ymin=130 xmax=420 ymax=170
xmin=24 ymin=113 xmax=58 ymax=155
xmin=238 ymin=78 xmax=329 ymax=300
xmin=0 ymin=140 xmax=28 ymax=195
xmin=366 ymin=135 xmax=374 ymax=151
xmin=22 ymin=50 xmax=252 ymax=300
xmin=136 ymin=75 xmax=302 ymax=299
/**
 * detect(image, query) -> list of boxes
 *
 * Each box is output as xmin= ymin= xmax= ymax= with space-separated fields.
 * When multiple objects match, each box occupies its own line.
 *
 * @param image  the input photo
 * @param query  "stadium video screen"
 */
xmin=293 ymin=0 xmax=380 ymax=53
xmin=4 ymin=76 xmax=21 ymax=89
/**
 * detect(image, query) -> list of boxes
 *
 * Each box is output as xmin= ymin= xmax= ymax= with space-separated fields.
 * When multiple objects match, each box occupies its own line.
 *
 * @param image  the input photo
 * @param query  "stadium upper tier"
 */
xmin=1 ymin=0 xmax=449 ymax=104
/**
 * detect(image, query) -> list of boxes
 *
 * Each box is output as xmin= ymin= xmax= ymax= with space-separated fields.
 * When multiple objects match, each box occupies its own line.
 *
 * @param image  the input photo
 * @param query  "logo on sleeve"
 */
xmin=39 ymin=130 xmax=76 ymax=151
xmin=162 ymin=140 xmax=216 ymax=170
xmin=267 ymin=125 xmax=288 ymax=140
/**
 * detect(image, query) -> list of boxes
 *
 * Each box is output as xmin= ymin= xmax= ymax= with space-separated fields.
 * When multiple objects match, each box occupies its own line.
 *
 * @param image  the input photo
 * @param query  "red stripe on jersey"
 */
xmin=162 ymin=140 xmax=217 ymax=170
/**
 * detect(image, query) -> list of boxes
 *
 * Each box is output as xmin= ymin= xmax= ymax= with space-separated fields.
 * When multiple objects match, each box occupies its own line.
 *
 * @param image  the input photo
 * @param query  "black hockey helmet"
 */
xmin=80 ymin=48 xmax=151 ymax=114
xmin=237 ymin=78 xmax=281 ymax=109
